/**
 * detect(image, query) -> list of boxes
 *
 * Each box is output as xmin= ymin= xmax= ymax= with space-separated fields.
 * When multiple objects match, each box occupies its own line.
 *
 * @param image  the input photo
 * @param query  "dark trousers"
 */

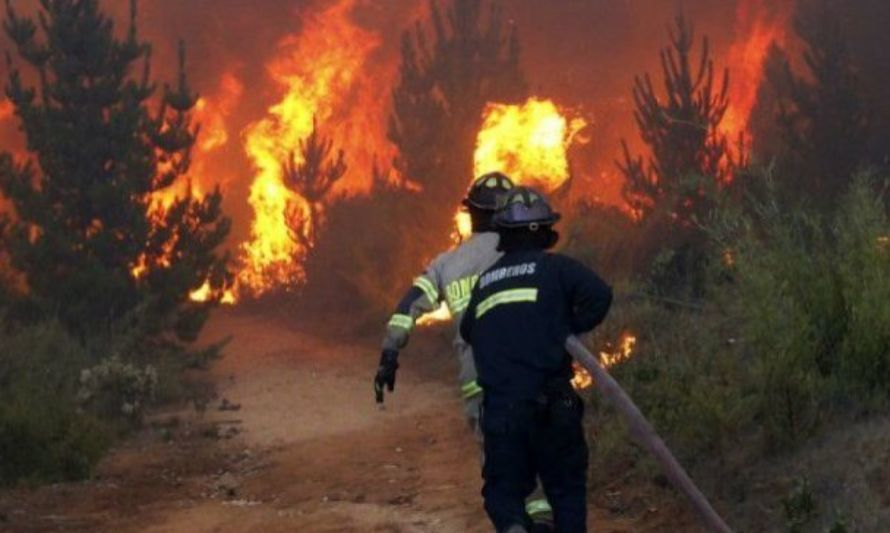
xmin=481 ymin=394 xmax=589 ymax=533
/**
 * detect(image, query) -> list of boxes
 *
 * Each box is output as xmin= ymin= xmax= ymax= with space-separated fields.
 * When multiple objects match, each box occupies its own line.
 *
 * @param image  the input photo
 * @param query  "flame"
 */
xmin=572 ymin=332 xmax=637 ymax=390
xmin=416 ymin=302 xmax=452 ymax=326
xmin=474 ymin=97 xmax=586 ymax=192
xmin=236 ymin=0 xmax=394 ymax=297
xmin=722 ymin=248 xmax=736 ymax=267
xmin=722 ymin=0 xmax=792 ymax=150
xmin=131 ymin=254 xmax=148 ymax=280
xmin=189 ymin=281 xmax=236 ymax=305
xmin=195 ymin=73 xmax=243 ymax=154
xmin=419 ymin=97 xmax=586 ymax=321
xmin=130 ymin=74 xmax=243 ymax=304
xmin=449 ymin=97 xmax=585 ymax=242
xmin=570 ymin=361 xmax=593 ymax=390
xmin=599 ymin=332 xmax=637 ymax=368
xmin=454 ymin=210 xmax=474 ymax=243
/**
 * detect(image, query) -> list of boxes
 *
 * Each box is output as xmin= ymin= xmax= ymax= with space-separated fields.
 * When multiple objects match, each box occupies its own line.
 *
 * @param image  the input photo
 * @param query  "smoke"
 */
xmin=503 ymin=1 xmax=743 ymax=205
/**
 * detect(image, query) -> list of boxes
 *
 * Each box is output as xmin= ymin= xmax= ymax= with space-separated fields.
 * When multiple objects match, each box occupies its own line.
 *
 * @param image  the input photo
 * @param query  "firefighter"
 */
xmin=459 ymin=187 xmax=613 ymax=533
xmin=374 ymin=173 xmax=555 ymax=528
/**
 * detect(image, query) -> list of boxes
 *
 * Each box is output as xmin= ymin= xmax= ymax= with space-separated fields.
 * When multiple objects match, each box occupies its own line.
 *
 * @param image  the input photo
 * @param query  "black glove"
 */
xmin=374 ymin=349 xmax=400 ymax=404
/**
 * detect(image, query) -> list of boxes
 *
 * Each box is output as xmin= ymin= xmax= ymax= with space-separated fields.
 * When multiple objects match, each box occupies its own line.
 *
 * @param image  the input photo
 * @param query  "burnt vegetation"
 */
xmin=303 ymin=0 xmax=528 ymax=311
xmin=282 ymin=117 xmax=347 ymax=251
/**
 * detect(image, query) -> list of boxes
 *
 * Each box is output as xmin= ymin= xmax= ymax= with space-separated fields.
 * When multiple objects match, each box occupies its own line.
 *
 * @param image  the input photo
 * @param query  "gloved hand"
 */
xmin=374 ymin=349 xmax=399 ymax=404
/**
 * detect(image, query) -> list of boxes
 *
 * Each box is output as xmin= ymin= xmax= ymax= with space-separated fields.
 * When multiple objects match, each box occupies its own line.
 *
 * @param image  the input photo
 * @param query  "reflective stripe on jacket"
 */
xmin=381 ymin=232 xmax=502 ymax=388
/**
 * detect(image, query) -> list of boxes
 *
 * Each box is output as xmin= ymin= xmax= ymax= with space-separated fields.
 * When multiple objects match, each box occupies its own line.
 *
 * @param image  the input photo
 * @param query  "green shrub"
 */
xmin=580 ymin=171 xmax=889 ymax=483
xmin=0 ymin=399 xmax=109 ymax=486
xmin=833 ymin=178 xmax=890 ymax=396
xmin=0 ymin=322 xmax=112 ymax=486
xmin=720 ymin=172 xmax=889 ymax=443
xmin=77 ymin=356 xmax=158 ymax=426
xmin=583 ymin=296 xmax=758 ymax=474
xmin=783 ymin=478 xmax=817 ymax=533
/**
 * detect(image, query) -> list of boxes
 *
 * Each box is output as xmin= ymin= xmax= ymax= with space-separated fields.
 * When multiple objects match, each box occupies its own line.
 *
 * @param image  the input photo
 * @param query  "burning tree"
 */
xmin=300 ymin=0 xmax=530 ymax=312
xmin=389 ymin=0 xmax=527 ymax=223
xmin=618 ymin=12 xmax=736 ymax=225
xmin=0 ymin=0 xmax=230 ymax=342
xmin=768 ymin=0 xmax=869 ymax=208
xmin=282 ymin=118 xmax=347 ymax=251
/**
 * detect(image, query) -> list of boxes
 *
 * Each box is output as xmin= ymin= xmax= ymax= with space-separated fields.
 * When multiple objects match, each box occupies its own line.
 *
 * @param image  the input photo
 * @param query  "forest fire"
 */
xmin=474 ymin=98 xmax=586 ymax=192
xmin=195 ymin=74 xmax=244 ymax=154
xmin=454 ymin=210 xmax=474 ymax=243
xmin=722 ymin=0 xmax=793 ymax=151
xmin=3 ymin=2 xmax=888 ymax=531
xmin=419 ymin=97 xmax=584 ymax=325
xmin=236 ymin=0 xmax=394 ymax=297
xmin=123 ymin=2 xmax=795 ymax=306
xmin=131 ymin=74 xmax=243 ymax=303
xmin=189 ymin=280 xmax=236 ymax=304
xmin=572 ymin=332 xmax=638 ymax=390
xmin=70 ymin=0 xmax=799 ymax=308
xmin=452 ymin=97 xmax=585 ymax=245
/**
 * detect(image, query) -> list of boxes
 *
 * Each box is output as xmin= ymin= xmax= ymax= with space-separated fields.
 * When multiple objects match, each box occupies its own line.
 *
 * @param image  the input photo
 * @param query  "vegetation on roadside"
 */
xmin=0 ymin=0 xmax=229 ymax=486
xmin=569 ymin=2 xmax=889 ymax=530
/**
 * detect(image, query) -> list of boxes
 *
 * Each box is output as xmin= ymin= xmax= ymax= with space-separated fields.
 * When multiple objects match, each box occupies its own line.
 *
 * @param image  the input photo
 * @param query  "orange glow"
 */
xmin=722 ymin=0 xmax=792 ymax=153
xmin=599 ymin=332 xmax=637 ymax=368
xmin=189 ymin=281 xmax=236 ymax=305
xmin=416 ymin=98 xmax=585 ymax=324
xmin=570 ymin=361 xmax=593 ymax=390
xmin=445 ymin=97 xmax=585 ymax=243
xmin=148 ymin=73 xmax=243 ymax=214
xmin=132 ymin=74 xmax=243 ymax=302
xmin=572 ymin=332 xmax=637 ymax=390
xmin=474 ymin=97 xmax=585 ymax=192
xmin=236 ymin=0 xmax=395 ymax=296
xmin=454 ymin=210 xmax=473 ymax=243
xmin=416 ymin=302 xmax=452 ymax=326
xmin=0 ymin=99 xmax=12 ymax=121
xmin=194 ymin=73 xmax=243 ymax=153
xmin=131 ymin=254 xmax=148 ymax=280
xmin=722 ymin=248 xmax=736 ymax=267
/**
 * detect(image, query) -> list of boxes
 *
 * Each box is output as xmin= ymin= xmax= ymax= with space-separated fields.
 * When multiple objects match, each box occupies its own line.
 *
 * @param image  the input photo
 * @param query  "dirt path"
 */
xmin=0 ymin=310 xmax=691 ymax=532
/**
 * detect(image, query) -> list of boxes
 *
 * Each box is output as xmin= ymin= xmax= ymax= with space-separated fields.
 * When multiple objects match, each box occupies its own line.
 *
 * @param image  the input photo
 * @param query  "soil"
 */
xmin=0 ymin=309 xmax=699 ymax=532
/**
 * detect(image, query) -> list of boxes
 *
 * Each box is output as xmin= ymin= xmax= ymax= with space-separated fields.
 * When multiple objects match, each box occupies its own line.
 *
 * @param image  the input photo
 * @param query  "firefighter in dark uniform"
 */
xmin=375 ymin=174 xmax=557 ymax=526
xmin=460 ymin=187 xmax=613 ymax=533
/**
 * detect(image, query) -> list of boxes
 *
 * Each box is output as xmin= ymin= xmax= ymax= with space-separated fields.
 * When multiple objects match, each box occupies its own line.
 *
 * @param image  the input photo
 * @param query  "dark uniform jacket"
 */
xmin=459 ymin=249 xmax=613 ymax=408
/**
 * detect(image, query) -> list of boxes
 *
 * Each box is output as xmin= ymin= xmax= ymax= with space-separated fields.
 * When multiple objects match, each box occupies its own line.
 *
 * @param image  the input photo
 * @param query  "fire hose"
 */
xmin=565 ymin=335 xmax=733 ymax=533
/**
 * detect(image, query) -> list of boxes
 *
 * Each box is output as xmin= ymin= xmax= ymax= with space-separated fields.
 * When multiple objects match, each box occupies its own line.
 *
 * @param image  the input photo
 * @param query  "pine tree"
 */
xmin=618 ymin=12 xmax=734 ymax=225
xmin=0 ymin=0 xmax=230 ymax=343
xmin=282 ymin=118 xmax=347 ymax=250
xmin=769 ymin=0 xmax=868 ymax=207
xmin=388 ymin=0 xmax=527 ymax=229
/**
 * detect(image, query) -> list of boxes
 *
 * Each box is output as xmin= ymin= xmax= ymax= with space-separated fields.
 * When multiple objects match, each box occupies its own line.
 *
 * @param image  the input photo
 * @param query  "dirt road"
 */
xmin=0 ymin=310 xmax=690 ymax=532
